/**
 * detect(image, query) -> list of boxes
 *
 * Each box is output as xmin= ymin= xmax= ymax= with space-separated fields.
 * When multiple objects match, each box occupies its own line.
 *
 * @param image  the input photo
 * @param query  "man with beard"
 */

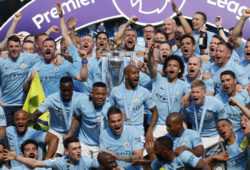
xmin=34 ymin=33 xmax=49 ymax=57
xmin=147 ymin=53 xmax=189 ymax=138
xmin=114 ymin=16 xmax=145 ymax=52
xmin=185 ymin=56 xmax=214 ymax=96
xmin=148 ymin=136 xmax=227 ymax=170
xmin=29 ymin=77 xmax=81 ymax=157
xmin=99 ymin=106 xmax=143 ymax=170
xmin=23 ymin=38 xmax=88 ymax=97
xmin=12 ymin=140 xmax=51 ymax=170
xmin=85 ymin=32 xmax=110 ymax=88
xmin=182 ymin=80 xmax=227 ymax=148
xmin=209 ymin=42 xmax=249 ymax=94
xmin=143 ymin=24 xmax=155 ymax=49
xmin=0 ymin=35 xmax=41 ymax=126
xmin=204 ymin=35 xmax=241 ymax=69
xmin=4 ymin=137 xmax=99 ymax=170
xmin=165 ymin=112 xmax=204 ymax=159
xmin=216 ymin=71 xmax=249 ymax=133
xmin=0 ymin=143 xmax=10 ymax=170
xmin=109 ymin=65 xmax=158 ymax=141
xmin=57 ymin=2 xmax=94 ymax=62
xmin=6 ymin=110 xmax=58 ymax=167
xmin=217 ymin=119 xmax=248 ymax=170
xmin=63 ymin=82 xmax=110 ymax=158
xmin=179 ymin=34 xmax=199 ymax=76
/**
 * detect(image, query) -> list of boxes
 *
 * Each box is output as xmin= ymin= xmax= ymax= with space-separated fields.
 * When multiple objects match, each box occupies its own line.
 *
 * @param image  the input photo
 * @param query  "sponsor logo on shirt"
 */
xmin=20 ymin=63 xmax=27 ymax=69
xmin=124 ymin=141 xmax=129 ymax=147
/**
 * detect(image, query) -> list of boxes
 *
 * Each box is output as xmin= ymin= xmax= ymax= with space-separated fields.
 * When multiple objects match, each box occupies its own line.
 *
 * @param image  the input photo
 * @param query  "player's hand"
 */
xmin=14 ymin=12 xmax=22 ymax=22
xmin=3 ymin=147 xmax=17 ymax=161
xmin=95 ymin=49 xmax=103 ymax=59
xmin=62 ymin=134 xmax=71 ymax=141
xmin=180 ymin=93 xmax=191 ymax=108
xmin=48 ymin=25 xmax=59 ymax=34
xmin=53 ymin=54 xmax=63 ymax=66
xmin=67 ymin=16 xmax=78 ymax=30
xmin=128 ymin=16 xmax=138 ymax=25
xmin=200 ymin=55 xmax=211 ymax=63
xmin=214 ymin=151 xmax=229 ymax=161
xmin=172 ymin=0 xmax=180 ymax=14
xmin=242 ymin=9 xmax=250 ymax=18
xmin=56 ymin=2 xmax=63 ymax=17
xmin=202 ymin=73 xmax=212 ymax=80
xmin=215 ymin=16 xmax=223 ymax=28
xmin=174 ymin=146 xmax=188 ymax=156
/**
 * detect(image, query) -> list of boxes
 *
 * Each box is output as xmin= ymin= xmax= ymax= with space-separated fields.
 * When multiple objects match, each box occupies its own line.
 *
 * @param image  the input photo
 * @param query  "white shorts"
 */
xmin=201 ymin=135 xmax=220 ymax=149
xmin=153 ymin=125 xmax=168 ymax=138
xmin=48 ymin=129 xmax=64 ymax=155
xmin=80 ymin=143 xmax=99 ymax=158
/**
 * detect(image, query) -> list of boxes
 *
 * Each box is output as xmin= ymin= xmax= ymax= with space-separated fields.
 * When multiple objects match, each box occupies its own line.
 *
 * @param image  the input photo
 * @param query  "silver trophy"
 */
xmin=102 ymin=40 xmax=130 ymax=93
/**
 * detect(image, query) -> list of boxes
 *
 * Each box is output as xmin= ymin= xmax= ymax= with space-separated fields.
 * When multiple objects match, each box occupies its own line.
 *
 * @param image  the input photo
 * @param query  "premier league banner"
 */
xmin=0 ymin=0 xmax=250 ymax=41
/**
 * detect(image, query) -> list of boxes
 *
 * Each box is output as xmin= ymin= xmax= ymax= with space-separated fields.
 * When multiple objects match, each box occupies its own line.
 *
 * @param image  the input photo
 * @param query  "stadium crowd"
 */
xmin=0 ymin=0 xmax=249 ymax=169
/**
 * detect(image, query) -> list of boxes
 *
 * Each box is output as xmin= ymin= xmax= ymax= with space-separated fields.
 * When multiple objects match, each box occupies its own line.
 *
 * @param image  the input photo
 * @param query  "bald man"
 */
xmin=109 ymin=65 xmax=158 ymax=142
xmin=185 ymin=56 xmax=214 ymax=95
xmin=97 ymin=152 xmax=124 ymax=170
xmin=162 ymin=18 xmax=177 ymax=47
xmin=165 ymin=112 xmax=204 ymax=159
xmin=6 ymin=110 xmax=58 ymax=167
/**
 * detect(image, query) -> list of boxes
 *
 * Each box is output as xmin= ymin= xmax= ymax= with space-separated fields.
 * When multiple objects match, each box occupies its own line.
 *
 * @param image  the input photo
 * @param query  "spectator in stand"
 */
xmin=97 ymin=22 xmax=106 ymax=33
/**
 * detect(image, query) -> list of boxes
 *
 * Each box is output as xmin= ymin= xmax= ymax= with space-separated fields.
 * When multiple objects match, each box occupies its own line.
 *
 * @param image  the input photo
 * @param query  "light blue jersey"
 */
xmin=230 ymin=50 xmax=241 ymax=64
xmin=166 ymin=129 xmax=203 ymax=150
xmin=225 ymin=132 xmax=248 ymax=170
xmin=184 ymin=75 xmax=214 ymax=94
xmin=44 ymin=154 xmax=99 ymax=170
xmin=152 ymin=74 xmax=189 ymax=125
xmin=30 ymin=60 xmax=79 ymax=97
xmin=134 ymin=44 xmax=146 ymax=53
xmin=6 ymin=126 xmax=47 ymax=167
xmin=235 ymin=41 xmax=246 ymax=62
xmin=109 ymin=83 xmax=155 ymax=135
xmin=240 ymin=59 xmax=250 ymax=82
xmin=38 ymin=92 xmax=80 ymax=135
xmin=151 ymin=150 xmax=200 ymax=170
xmin=68 ymin=43 xmax=82 ymax=62
xmin=139 ymin=71 xmax=152 ymax=91
xmin=100 ymin=125 xmax=143 ymax=170
xmin=215 ymin=90 xmax=249 ymax=133
xmin=0 ymin=106 xmax=6 ymax=126
xmin=73 ymin=61 xmax=93 ymax=95
xmin=0 ymin=165 xmax=10 ymax=170
xmin=210 ymin=60 xmax=249 ymax=94
xmin=68 ymin=43 xmax=94 ymax=94
xmin=0 ymin=52 xmax=41 ymax=105
xmin=182 ymin=96 xmax=227 ymax=137
xmin=12 ymin=164 xmax=51 ymax=170
xmin=74 ymin=93 xmax=111 ymax=146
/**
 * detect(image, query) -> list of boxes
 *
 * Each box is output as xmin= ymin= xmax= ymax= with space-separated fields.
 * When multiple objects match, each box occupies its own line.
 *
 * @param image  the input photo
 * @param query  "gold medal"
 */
xmin=96 ymin=116 xmax=101 ymax=122
xmin=127 ymin=119 xmax=132 ymax=124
